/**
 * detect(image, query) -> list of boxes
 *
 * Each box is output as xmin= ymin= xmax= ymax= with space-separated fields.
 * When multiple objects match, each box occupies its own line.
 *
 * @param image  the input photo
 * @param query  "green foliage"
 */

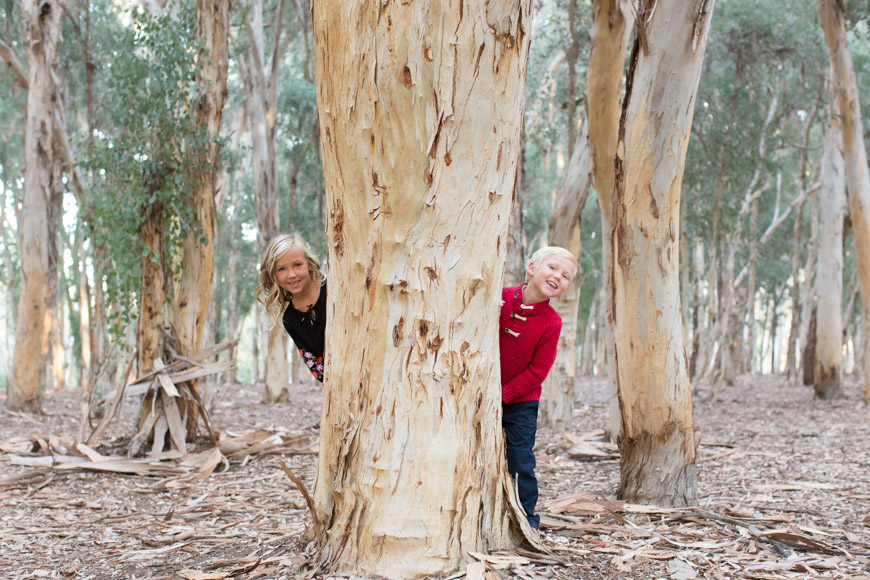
xmin=83 ymin=4 xmax=206 ymax=338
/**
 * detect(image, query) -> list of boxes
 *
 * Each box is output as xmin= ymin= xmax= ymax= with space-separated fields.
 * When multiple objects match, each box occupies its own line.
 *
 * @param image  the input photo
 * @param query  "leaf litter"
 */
xmin=1 ymin=373 xmax=868 ymax=579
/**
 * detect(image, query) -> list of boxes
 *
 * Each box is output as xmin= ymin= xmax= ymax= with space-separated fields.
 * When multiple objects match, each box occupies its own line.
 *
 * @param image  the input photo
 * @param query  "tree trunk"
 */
xmin=785 ymin=103 xmax=818 ymax=382
xmin=689 ymin=239 xmax=706 ymax=380
xmin=819 ymin=0 xmax=870 ymax=403
xmin=43 ymin=137 xmax=65 ymax=392
xmin=542 ymin=121 xmax=593 ymax=430
xmin=173 ymin=0 xmax=229 ymax=361
xmin=611 ymin=0 xmax=712 ymax=506
xmin=8 ymin=0 xmax=64 ymax=412
xmin=587 ymin=0 xmax=632 ymax=442
xmin=745 ymin=196 xmax=759 ymax=373
xmin=241 ymin=0 xmax=289 ymax=403
xmin=814 ymin=113 xmax=846 ymax=399
xmin=312 ymin=1 xmax=533 ymax=574
xmin=504 ymin=153 xmax=526 ymax=286
xmin=137 ymin=206 xmax=167 ymax=377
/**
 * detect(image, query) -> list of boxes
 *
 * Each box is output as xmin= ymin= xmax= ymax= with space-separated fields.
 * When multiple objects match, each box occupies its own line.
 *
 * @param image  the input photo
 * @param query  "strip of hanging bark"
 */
xmin=502 ymin=471 xmax=550 ymax=553
xmin=279 ymin=460 xmax=322 ymax=537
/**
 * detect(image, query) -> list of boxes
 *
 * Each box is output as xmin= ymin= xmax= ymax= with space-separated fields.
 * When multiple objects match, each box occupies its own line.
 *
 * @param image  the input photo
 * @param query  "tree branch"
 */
xmin=0 ymin=39 xmax=28 ymax=89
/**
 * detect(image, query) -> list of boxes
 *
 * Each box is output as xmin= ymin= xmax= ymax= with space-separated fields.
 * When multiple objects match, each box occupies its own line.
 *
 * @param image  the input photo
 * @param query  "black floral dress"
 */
xmin=281 ymin=281 xmax=327 ymax=382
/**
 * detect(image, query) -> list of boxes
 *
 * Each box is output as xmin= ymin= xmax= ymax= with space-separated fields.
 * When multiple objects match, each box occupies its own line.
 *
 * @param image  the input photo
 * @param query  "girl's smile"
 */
xmin=275 ymin=247 xmax=312 ymax=296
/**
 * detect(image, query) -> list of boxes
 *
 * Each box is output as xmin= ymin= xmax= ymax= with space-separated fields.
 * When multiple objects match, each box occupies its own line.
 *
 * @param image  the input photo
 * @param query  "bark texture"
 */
xmin=312 ymin=1 xmax=533 ymax=575
xmin=819 ymin=0 xmax=870 ymax=403
xmin=542 ymin=121 xmax=592 ymax=430
xmin=612 ymin=0 xmax=713 ymax=506
xmin=9 ymin=0 xmax=64 ymax=412
xmin=586 ymin=0 xmax=632 ymax=441
xmin=814 ymin=115 xmax=845 ymax=399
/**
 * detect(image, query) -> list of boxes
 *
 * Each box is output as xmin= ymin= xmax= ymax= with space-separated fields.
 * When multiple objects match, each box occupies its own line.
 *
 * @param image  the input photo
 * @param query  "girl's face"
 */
xmin=275 ymin=246 xmax=312 ymax=295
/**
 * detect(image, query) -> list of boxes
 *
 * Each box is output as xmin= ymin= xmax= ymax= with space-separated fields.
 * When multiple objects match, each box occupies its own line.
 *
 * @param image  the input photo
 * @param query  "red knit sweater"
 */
xmin=499 ymin=285 xmax=562 ymax=404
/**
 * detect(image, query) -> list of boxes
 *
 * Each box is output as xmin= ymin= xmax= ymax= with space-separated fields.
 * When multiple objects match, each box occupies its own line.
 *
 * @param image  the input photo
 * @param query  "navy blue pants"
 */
xmin=503 ymin=400 xmax=540 ymax=529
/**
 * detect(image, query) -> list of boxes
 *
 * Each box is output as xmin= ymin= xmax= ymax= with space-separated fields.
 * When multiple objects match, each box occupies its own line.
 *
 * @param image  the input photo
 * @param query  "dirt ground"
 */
xmin=1 ymin=374 xmax=869 ymax=580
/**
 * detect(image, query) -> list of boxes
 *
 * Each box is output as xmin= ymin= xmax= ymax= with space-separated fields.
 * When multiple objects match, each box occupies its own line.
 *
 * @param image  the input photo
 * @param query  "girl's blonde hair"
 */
xmin=526 ymin=246 xmax=578 ymax=281
xmin=257 ymin=234 xmax=323 ymax=322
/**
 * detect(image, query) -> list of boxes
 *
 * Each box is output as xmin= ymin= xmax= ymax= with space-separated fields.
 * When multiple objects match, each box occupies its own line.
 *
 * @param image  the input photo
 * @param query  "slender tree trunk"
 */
xmin=76 ymin=227 xmax=92 ymax=391
xmin=9 ymin=0 xmax=64 ymax=412
xmin=814 ymin=112 xmax=846 ymax=399
xmin=312 ymin=1 xmax=534 ymax=574
xmin=241 ymin=0 xmax=289 ymax=403
xmin=819 ymin=0 xmax=870 ymax=403
xmin=587 ymin=0 xmax=632 ymax=441
xmin=785 ymin=103 xmax=818 ymax=381
xmin=43 ymin=137 xmax=64 ymax=392
xmin=612 ymin=0 xmax=713 ymax=506
xmin=746 ymin=196 xmax=759 ymax=373
xmin=800 ymin=189 xmax=820 ymax=385
xmin=689 ymin=239 xmax=706 ymax=380
xmin=542 ymin=121 xmax=593 ymax=430
xmin=137 ymin=205 xmax=167 ymax=377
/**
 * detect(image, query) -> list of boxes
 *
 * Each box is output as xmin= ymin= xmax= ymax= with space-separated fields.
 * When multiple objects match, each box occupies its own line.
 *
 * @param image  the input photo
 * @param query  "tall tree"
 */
xmin=542 ymin=121 xmax=592 ymax=430
xmin=818 ymin=0 xmax=870 ymax=403
xmin=311 ymin=0 xmax=534 ymax=575
xmin=814 ymin=105 xmax=845 ymax=399
xmin=239 ymin=0 xmax=289 ymax=402
xmin=170 ymin=0 xmax=230 ymax=428
xmin=612 ymin=0 xmax=714 ymax=505
xmin=8 ymin=0 xmax=64 ymax=412
xmin=586 ymin=0 xmax=631 ymax=440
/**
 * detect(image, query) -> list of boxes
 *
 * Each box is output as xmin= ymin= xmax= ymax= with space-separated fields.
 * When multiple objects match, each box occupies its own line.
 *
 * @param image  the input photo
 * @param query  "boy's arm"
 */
xmin=501 ymin=325 xmax=560 ymax=404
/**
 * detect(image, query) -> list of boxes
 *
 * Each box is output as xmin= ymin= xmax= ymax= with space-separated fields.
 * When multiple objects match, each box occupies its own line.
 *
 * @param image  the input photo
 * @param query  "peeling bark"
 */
xmin=612 ymin=0 xmax=714 ymax=506
xmin=312 ymin=1 xmax=533 ymax=574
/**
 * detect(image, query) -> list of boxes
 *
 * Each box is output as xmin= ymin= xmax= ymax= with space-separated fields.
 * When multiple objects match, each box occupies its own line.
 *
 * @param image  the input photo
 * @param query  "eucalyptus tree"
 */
xmin=819 ymin=0 xmax=870 ymax=403
xmin=612 ymin=0 xmax=714 ymax=506
xmin=312 ymin=0 xmax=536 ymax=574
xmin=8 ymin=0 xmax=64 ymax=412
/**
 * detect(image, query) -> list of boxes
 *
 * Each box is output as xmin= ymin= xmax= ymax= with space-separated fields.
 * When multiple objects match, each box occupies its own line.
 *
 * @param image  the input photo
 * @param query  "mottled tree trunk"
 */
xmin=43 ymin=140 xmax=65 ymax=392
xmin=312 ymin=1 xmax=533 ymax=575
xmin=612 ymin=0 xmax=713 ymax=506
xmin=814 ymin=113 xmax=846 ymax=399
xmin=504 ymin=155 xmax=526 ymax=286
xmin=8 ymin=0 xmax=64 ymax=412
xmin=819 ymin=0 xmax=870 ymax=403
xmin=587 ymin=0 xmax=632 ymax=441
xmin=542 ymin=121 xmax=592 ymax=430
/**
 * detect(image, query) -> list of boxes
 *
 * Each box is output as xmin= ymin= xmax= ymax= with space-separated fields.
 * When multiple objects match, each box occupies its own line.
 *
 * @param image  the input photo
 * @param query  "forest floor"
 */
xmin=1 ymin=374 xmax=869 ymax=580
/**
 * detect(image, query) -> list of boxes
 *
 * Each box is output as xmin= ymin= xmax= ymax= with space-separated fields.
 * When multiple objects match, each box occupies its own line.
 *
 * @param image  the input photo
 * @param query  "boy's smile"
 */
xmin=523 ymin=256 xmax=575 ymax=304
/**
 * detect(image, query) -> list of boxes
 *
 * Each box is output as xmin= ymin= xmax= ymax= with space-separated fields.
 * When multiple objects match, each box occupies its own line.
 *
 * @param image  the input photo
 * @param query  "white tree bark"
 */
xmin=312 ymin=1 xmax=534 ymax=575
xmin=814 ymin=113 xmax=846 ymax=399
xmin=819 ymin=0 xmax=870 ymax=403
xmin=9 ymin=0 xmax=64 ymax=412
xmin=612 ymin=0 xmax=713 ymax=506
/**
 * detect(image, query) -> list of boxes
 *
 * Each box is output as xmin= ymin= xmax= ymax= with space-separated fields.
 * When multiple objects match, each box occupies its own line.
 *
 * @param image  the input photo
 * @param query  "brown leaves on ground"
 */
xmin=1 ymin=374 xmax=869 ymax=579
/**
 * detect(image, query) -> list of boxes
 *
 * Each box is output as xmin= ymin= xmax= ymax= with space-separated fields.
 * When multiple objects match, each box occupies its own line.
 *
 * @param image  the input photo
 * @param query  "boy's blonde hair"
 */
xmin=526 ymin=246 xmax=578 ymax=281
xmin=257 ymin=234 xmax=323 ymax=322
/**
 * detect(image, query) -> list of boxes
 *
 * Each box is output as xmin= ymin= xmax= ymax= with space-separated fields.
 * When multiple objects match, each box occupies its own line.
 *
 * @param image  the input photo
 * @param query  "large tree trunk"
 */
xmin=168 ymin=0 xmax=229 ymax=434
xmin=587 ymin=0 xmax=632 ymax=441
xmin=312 ymin=1 xmax=533 ymax=575
xmin=43 ymin=136 xmax=65 ymax=392
xmin=611 ymin=0 xmax=713 ymax=506
xmin=819 ymin=0 xmax=870 ymax=403
xmin=504 ymin=155 xmax=526 ymax=286
xmin=8 ymin=0 xmax=64 ymax=412
xmin=241 ymin=0 xmax=289 ymax=403
xmin=137 ymin=206 xmax=167 ymax=377
xmin=814 ymin=112 xmax=846 ymax=399
xmin=542 ymin=121 xmax=593 ymax=430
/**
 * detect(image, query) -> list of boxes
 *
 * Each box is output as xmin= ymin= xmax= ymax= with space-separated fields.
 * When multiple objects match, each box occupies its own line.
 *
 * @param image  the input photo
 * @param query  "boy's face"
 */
xmin=526 ymin=256 xmax=575 ymax=300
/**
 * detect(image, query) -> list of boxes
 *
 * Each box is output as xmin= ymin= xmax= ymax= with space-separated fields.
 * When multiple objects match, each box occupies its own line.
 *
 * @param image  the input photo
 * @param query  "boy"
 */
xmin=500 ymin=246 xmax=578 ymax=529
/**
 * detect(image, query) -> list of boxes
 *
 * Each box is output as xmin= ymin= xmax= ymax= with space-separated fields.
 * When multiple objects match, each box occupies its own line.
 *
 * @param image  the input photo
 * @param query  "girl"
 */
xmin=257 ymin=234 xmax=326 ymax=382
